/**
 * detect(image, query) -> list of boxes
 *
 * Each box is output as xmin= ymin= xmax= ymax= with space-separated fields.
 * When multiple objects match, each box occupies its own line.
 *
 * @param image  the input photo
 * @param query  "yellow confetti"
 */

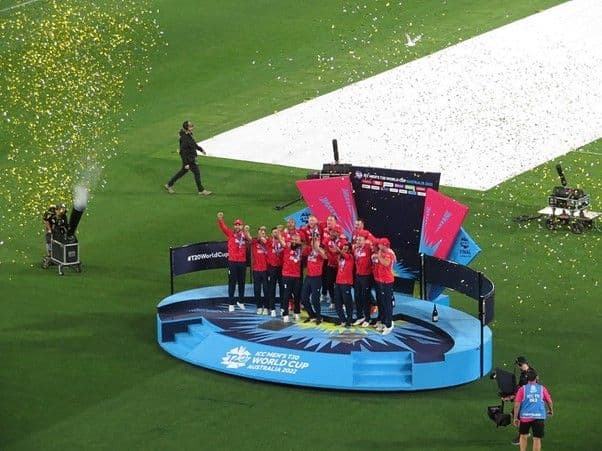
xmin=0 ymin=0 xmax=162 ymax=247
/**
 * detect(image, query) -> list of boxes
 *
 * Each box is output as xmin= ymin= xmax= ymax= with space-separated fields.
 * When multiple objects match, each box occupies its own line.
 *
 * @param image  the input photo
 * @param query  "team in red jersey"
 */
xmin=216 ymin=212 xmax=397 ymax=334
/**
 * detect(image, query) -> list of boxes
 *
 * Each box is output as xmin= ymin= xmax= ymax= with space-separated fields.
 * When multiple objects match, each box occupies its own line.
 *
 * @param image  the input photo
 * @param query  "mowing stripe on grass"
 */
xmin=201 ymin=0 xmax=602 ymax=190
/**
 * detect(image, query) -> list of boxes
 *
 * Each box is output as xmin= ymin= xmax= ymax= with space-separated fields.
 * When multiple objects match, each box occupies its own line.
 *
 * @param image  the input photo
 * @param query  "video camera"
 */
xmin=486 ymin=368 xmax=517 ymax=428
xmin=489 ymin=367 xmax=517 ymax=397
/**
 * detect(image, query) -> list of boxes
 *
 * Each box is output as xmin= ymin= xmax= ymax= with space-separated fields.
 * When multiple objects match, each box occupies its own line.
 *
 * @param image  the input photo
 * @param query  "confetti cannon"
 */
xmin=41 ymin=187 xmax=87 ymax=275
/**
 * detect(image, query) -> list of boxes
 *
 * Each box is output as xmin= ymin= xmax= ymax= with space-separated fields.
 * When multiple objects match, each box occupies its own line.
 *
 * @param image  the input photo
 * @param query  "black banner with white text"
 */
xmin=170 ymin=241 xmax=229 ymax=276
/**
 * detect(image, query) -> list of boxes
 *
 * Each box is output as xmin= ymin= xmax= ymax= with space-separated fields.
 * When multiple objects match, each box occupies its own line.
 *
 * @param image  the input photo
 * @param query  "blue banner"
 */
xmin=284 ymin=206 xmax=311 ymax=228
xmin=428 ymin=227 xmax=481 ymax=300
xmin=448 ymin=227 xmax=481 ymax=266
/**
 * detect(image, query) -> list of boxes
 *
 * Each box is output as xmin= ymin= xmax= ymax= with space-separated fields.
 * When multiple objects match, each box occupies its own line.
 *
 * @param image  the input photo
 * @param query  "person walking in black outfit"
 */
xmin=164 ymin=121 xmax=212 ymax=195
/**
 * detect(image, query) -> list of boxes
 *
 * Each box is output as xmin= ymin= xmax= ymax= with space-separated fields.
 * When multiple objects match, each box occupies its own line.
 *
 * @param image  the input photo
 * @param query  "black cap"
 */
xmin=515 ymin=356 xmax=528 ymax=365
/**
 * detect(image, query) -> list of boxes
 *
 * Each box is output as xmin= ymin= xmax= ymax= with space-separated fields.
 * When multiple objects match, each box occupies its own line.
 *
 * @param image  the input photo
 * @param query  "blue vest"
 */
xmin=519 ymin=383 xmax=547 ymax=420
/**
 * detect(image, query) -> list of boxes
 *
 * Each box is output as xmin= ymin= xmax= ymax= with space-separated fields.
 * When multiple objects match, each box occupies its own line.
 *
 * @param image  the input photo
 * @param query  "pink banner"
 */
xmin=295 ymin=176 xmax=358 ymax=239
xmin=419 ymin=188 xmax=469 ymax=258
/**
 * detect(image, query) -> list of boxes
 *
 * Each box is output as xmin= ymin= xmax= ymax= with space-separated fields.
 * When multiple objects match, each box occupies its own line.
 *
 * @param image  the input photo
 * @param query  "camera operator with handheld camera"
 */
xmin=506 ymin=356 xmax=535 ymax=445
xmin=502 ymin=355 xmax=535 ymax=445
xmin=516 ymin=356 xmax=533 ymax=390
xmin=499 ymin=356 xmax=533 ymax=402
xmin=488 ymin=356 xmax=537 ymax=445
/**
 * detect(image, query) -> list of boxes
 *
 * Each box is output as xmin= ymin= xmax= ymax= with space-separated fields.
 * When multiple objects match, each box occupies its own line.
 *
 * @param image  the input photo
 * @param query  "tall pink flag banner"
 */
xmin=419 ymin=188 xmax=469 ymax=258
xmin=296 ymin=176 xmax=358 ymax=239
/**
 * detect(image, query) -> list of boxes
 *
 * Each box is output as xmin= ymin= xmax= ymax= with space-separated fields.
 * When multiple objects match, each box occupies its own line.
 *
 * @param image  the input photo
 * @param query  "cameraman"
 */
xmin=516 ymin=356 xmax=533 ymax=387
xmin=503 ymin=356 xmax=535 ymax=446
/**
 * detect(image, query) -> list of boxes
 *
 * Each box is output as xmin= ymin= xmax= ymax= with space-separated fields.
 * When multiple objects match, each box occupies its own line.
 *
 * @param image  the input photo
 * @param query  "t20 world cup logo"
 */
xmin=221 ymin=346 xmax=251 ymax=369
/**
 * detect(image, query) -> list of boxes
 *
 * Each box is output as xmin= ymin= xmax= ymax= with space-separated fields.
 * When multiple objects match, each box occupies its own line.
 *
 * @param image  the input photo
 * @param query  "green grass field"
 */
xmin=1 ymin=1 xmax=600 ymax=449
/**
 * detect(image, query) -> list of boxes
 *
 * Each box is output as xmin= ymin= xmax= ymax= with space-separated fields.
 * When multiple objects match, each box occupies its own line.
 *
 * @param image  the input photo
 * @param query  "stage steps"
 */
xmin=351 ymin=352 xmax=413 ymax=388
xmin=187 ymin=323 xmax=212 ymax=340
xmin=165 ymin=323 xmax=212 ymax=357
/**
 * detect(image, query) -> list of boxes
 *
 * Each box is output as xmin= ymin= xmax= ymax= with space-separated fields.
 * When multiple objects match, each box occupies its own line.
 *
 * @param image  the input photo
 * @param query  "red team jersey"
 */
xmin=265 ymin=238 xmax=284 ymax=267
xmin=321 ymin=225 xmax=340 ymax=243
xmin=323 ymin=239 xmax=340 ymax=268
xmin=281 ymin=226 xmax=299 ymax=243
xmin=300 ymin=222 xmax=324 ymax=244
xmin=281 ymin=242 xmax=303 ymax=278
xmin=373 ymin=249 xmax=396 ymax=284
xmin=251 ymin=238 xmax=268 ymax=271
xmin=335 ymin=253 xmax=354 ymax=284
xmin=354 ymin=243 xmax=373 ymax=276
xmin=352 ymin=229 xmax=376 ymax=244
xmin=218 ymin=219 xmax=248 ymax=262
xmin=303 ymin=247 xmax=325 ymax=277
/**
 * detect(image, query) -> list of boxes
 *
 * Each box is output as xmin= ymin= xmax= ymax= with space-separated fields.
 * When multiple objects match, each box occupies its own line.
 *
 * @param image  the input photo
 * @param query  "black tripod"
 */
xmin=274 ymin=195 xmax=303 ymax=211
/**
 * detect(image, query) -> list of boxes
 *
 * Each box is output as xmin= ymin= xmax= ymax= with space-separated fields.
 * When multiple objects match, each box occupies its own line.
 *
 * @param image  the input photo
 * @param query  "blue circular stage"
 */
xmin=157 ymin=285 xmax=492 ymax=391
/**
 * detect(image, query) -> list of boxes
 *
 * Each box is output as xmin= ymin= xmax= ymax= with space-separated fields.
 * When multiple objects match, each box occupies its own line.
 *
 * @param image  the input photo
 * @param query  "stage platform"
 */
xmin=157 ymin=285 xmax=492 ymax=391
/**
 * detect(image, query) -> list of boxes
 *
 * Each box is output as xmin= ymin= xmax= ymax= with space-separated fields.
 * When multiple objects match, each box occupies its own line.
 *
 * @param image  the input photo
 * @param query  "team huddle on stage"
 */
xmin=217 ymin=211 xmax=397 ymax=336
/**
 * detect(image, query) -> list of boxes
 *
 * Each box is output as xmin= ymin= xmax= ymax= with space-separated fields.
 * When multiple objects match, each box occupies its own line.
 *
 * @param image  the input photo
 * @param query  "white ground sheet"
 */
xmin=201 ymin=0 xmax=602 ymax=190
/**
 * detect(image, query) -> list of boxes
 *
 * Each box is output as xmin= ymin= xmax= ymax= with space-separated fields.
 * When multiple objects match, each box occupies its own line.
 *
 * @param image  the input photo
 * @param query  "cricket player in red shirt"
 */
xmin=281 ymin=218 xmax=299 ymax=243
xmin=300 ymin=236 xmax=327 ymax=324
xmin=320 ymin=215 xmax=339 ymax=302
xmin=333 ymin=240 xmax=355 ymax=326
xmin=353 ymin=230 xmax=374 ymax=327
xmin=299 ymin=214 xmax=324 ymax=244
xmin=352 ymin=218 xmax=376 ymax=244
xmin=217 ymin=212 xmax=251 ymax=312
xmin=265 ymin=227 xmax=284 ymax=317
xmin=251 ymin=226 xmax=269 ymax=315
xmin=322 ymin=227 xmax=342 ymax=309
xmin=279 ymin=232 xmax=304 ymax=323
xmin=373 ymin=238 xmax=396 ymax=335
